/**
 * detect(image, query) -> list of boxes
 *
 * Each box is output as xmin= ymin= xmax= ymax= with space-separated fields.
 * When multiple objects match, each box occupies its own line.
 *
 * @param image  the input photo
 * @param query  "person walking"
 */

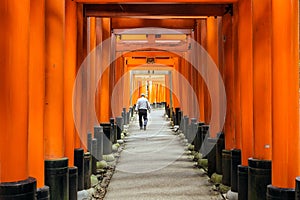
xmin=135 ymin=93 xmax=151 ymax=130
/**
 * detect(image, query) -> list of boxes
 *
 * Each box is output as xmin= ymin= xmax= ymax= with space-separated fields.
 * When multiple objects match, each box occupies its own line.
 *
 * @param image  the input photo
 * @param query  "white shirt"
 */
xmin=135 ymin=97 xmax=151 ymax=111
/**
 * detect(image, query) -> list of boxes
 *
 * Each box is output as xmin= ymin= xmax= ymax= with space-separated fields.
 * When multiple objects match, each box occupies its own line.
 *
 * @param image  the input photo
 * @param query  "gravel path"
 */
xmin=104 ymin=109 xmax=223 ymax=200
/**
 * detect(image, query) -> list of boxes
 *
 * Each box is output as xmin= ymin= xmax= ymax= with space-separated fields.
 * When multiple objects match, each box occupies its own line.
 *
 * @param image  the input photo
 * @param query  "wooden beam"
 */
xmin=126 ymin=57 xmax=175 ymax=67
xmin=84 ymin=4 xmax=232 ymax=17
xmin=114 ymin=28 xmax=192 ymax=35
xmin=76 ymin=0 xmax=237 ymax=4
xmin=123 ymin=51 xmax=180 ymax=58
xmin=116 ymin=42 xmax=188 ymax=52
xmin=112 ymin=18 xmax=195 ymax=29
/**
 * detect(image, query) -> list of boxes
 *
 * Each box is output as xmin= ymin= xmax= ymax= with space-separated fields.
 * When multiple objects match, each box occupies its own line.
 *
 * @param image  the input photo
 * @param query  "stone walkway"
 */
xmin=104 ymin=109 xmax=223 ymax=200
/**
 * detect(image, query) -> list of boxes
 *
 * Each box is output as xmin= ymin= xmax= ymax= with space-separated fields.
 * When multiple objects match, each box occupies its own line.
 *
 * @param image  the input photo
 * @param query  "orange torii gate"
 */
xmin=0 ymin=0 xmax=299 ymax=200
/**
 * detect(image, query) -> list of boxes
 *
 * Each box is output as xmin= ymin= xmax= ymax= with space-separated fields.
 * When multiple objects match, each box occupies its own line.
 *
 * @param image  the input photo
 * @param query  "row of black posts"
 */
xmin=45 ymin=107 xmax=132 ymax=200
xmin=172 ymin=107 xmax=300 ymax=200
xmin=2 ymin=108 xmax=132 ymax=200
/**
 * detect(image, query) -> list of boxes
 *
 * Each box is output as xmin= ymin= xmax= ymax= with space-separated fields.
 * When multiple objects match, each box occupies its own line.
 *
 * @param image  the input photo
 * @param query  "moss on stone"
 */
xmin=211 ymin=173 xmax=223 ymax=184
xmin=219 ymin=184 xmax=231 ymax=194
xmin=193 ymin=152 xmax=201 ymax=160
xmin=103 ymin=154 xmax=115 ymax=162
xmin=188 ymin=144 xmax=194 ymax=151
xmin=112 ymin=144 xmax=119 ymax=152
xmin=96 ymin=160 xmax=108 ymax=169
xmin=90 ymin=175 xmax=98 ymax=187
xmin=198 ymin=159 xmax=208 ymax=168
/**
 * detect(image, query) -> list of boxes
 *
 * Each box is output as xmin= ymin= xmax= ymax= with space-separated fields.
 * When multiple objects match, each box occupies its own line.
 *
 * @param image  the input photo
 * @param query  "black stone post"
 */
xmin=172 ymin=110 xmax=176 ymax=125
xmin=194 ymin=122 xmax=205 ymax=152
xmin=0 ymin=177 xmax=37 ymax=200
xmin=91 ymin=138 xmax=97 ymax=174
xmin=187 ymin=124 xmax=192 ymax=143
xmin=94 ymin=126 xmax=103 ymax=161
xmin=178 ymin=111 xmax=182 ymax=129
xmin=130 ymin=106 xmax=133 ymax=117
xmin=110 ymin=118 xmax=117 ymax=144
xmin=216 ymin=132 xmax=225 ymax=174
xmin=45 ymin=158 xmax=69 ymax=200
xmin=84 ymin=152 xmax=91 ymax=189
xmin=68 ymin=166 xmax=78 ymax=200
xmin=267 ymin=185 xmax=295 ymax=200
xmin=207 ymin=138 xmax=217 ymax=177
xmin=116 ymin=116 xmax=123 ymax=140
xmin=189 ymin=118 xmax=197 ymax=144
xmin=87 ymin=132 xmax=92 ymax=152
xmin=200 ymin=125 xmax=210 ymax=159
xmin=175 ymin=107 xmax=180 ymax=125
xmin=178 ymin=111 xmax=183 ymax=131
xmin=36 ymin=186 xmax=50 ymax=200
xmin=122 ymin=108 xmax=127 ymax=125
xmin=248 ymin=158 xmax=271 ymax=200
xmin=180 ymin=111 xmax=183 ymax=127
xmin=296 ymin=177 xmax=300 ymax=200
xmin=100 ymin=122 xmax=112 ymax=155
xmin=162 ymin=102 xmax=166 ymax=108
xmin=166 ymin=105 xmax=170 ymax=118
xmin=121 ymin=111 xmax=125 ymax=125
xmin=127 ymin=111 xmax=130 ymax=125
xmin=231 ymin=149 xmax=241 ymax=192
xmin=183 ymin=116 xmax=189 ymax=138
xmin=165 ymin=104 xmax=168 ymax=114
xmin=74 ymin=148 xmax=84 ymax=191
xmin=222 ymin=149 xmax=231 ymax=186
xmin=238 ymin=165 xmax=248 ymax=200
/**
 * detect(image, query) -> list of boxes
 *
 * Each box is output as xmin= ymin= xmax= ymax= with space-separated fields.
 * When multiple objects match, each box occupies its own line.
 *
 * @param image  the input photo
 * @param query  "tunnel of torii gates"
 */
xmin=0 ymin=0 xmax=299 ymax=199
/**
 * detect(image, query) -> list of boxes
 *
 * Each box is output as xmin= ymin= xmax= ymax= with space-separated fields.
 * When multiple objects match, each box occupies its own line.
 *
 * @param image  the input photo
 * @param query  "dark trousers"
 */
xmin=138 ymin=109 xmax=148 ymax=128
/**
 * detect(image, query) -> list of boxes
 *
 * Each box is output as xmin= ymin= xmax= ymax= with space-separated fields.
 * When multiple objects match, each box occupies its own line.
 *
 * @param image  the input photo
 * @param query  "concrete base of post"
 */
xmin=0 ymin=177 xmax=37 ymax=200
xmin=84 ymin=152 xmax=91 ymax=189
xmin=37 ymin=186 xmax=50 ymax=200
xmin=45 ymin=158 xmax=69 ymax=200
xmin=222 ymin=149 xmax=231 ymax=187
xmin=248 ymin=158 xmax=271 ymax=200
xmin=296 ymin=177 xmax=300 ymax=199
xmin=267 ymin=185 xmax=295 ymax=200
xmin=69 ymin=166 xmax=78 ymax=200
xmin=231 ymin=149 xmax=241 ymax=192
xmin=207 ymin=138 xmax=217 ymax=177
xmin=74 ymin=148 xmax=84 ymax=191
xmin=216 ymin=133 xmax=224 ymax=174
xmin=101 ymin=123 xmax=113 ymax=155
xmin=237 ymin=165 xmax=248 ymax=200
